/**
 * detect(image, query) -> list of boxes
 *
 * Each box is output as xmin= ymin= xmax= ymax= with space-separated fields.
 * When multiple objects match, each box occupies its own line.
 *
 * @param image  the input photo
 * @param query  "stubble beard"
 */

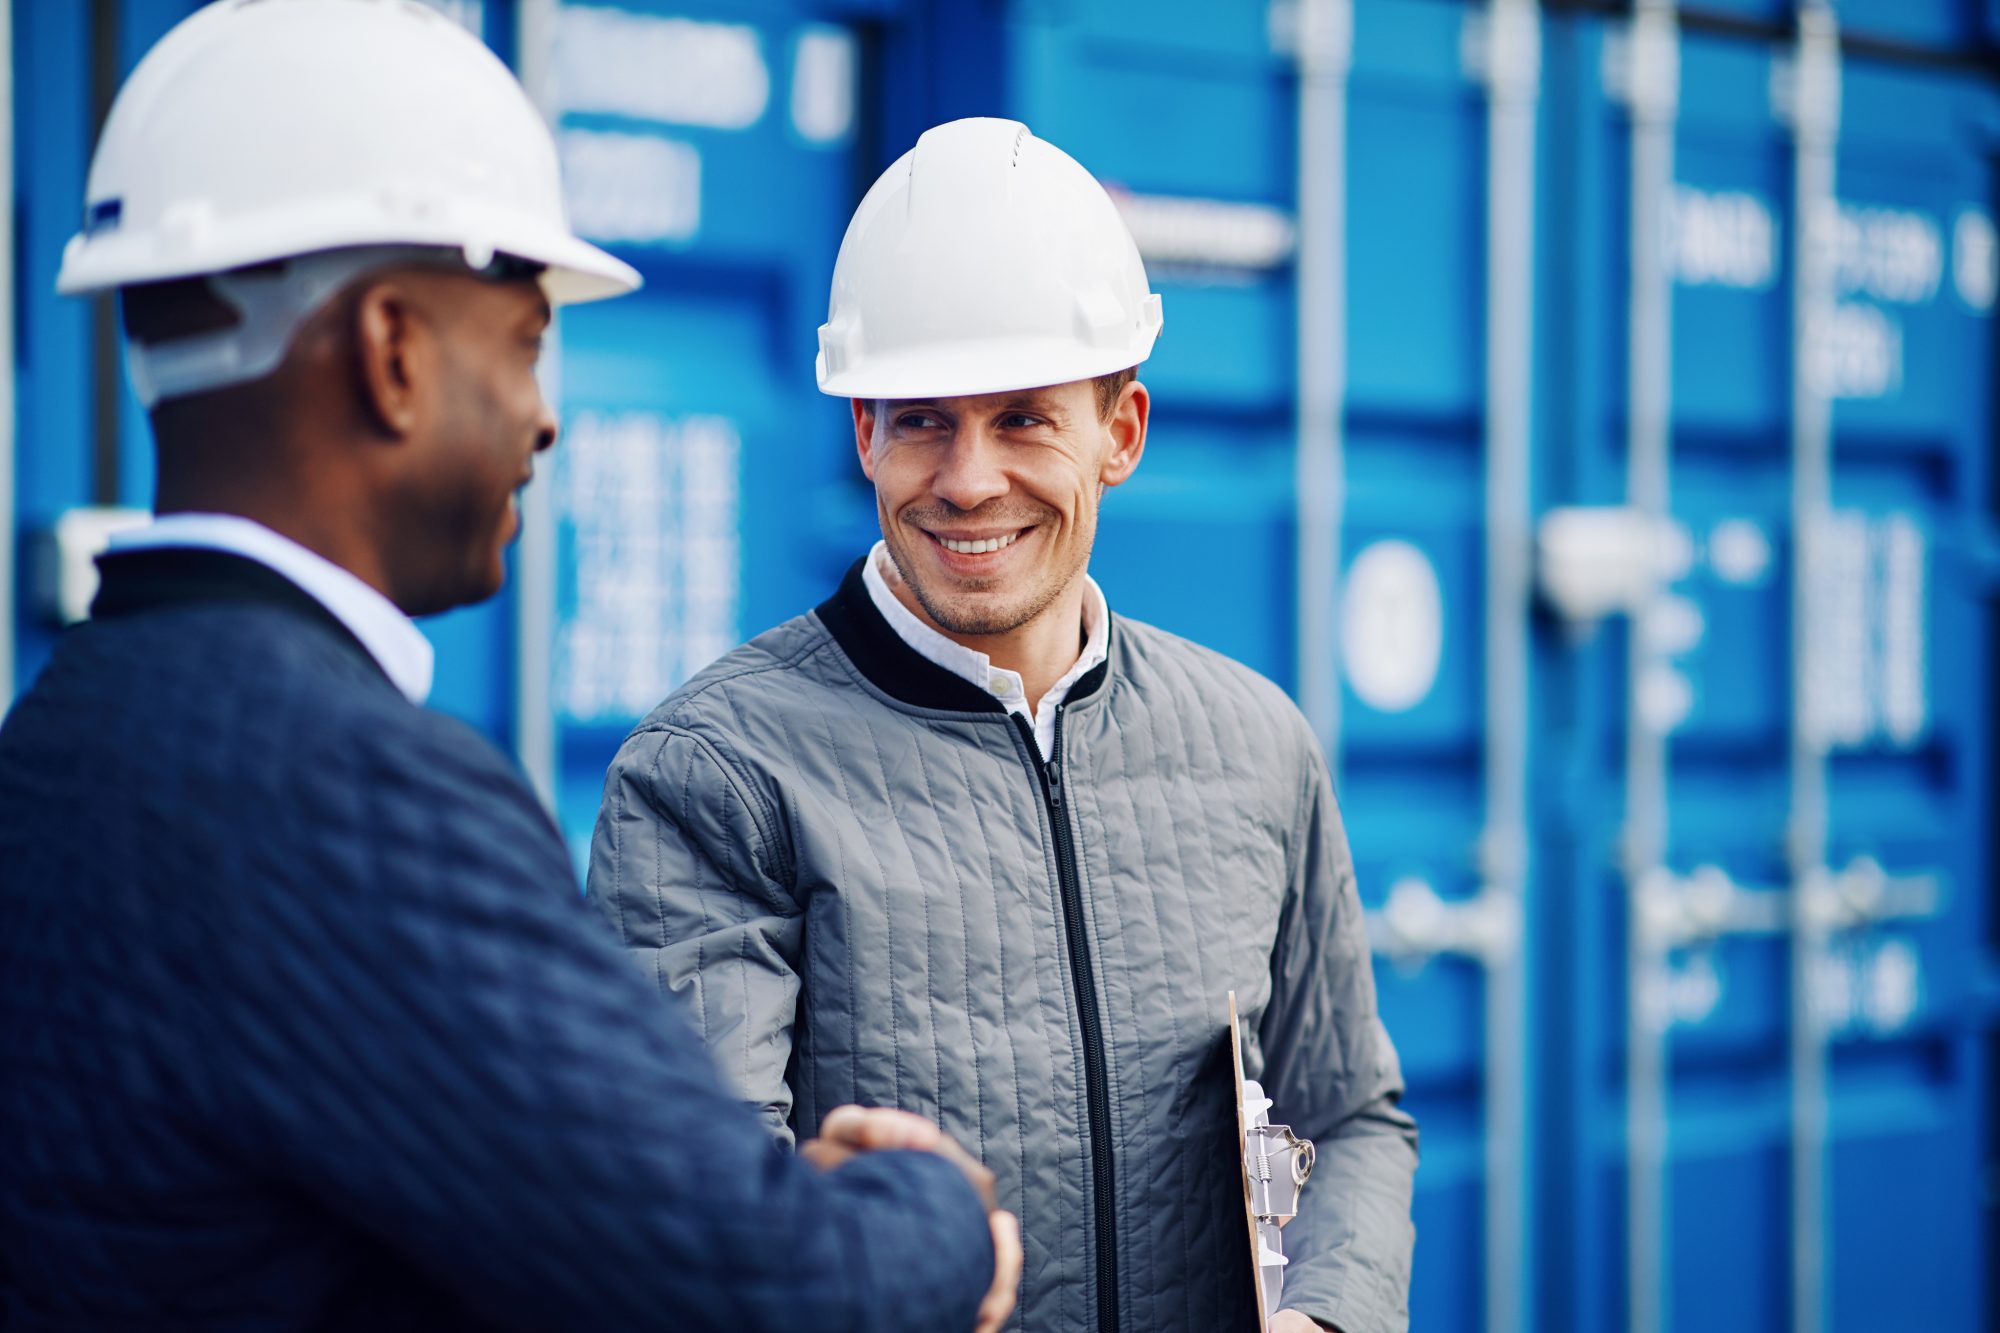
xmin=887 ymin=508 xmax=1095 ymax=639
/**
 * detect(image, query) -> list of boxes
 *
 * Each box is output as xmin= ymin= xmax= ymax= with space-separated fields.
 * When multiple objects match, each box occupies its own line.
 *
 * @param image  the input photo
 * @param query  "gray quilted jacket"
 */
xmin=588 ymin=561 xmax=1418 ymax=1333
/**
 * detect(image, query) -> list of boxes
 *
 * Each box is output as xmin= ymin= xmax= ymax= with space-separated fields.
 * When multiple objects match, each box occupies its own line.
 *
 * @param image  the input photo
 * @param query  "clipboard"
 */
xmin=1229 ymin=990 xmax=1316 ymax=1331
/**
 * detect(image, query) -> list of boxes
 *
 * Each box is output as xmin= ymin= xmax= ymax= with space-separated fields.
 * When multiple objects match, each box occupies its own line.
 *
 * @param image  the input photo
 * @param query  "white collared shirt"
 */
xmin=862 ymin=540 xmax=1108 ymax=761
xmin=105 ymin=512 xmax=435 ymax=704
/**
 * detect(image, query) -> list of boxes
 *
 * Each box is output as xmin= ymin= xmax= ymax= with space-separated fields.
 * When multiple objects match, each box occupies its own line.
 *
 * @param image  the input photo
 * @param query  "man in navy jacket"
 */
xmin=0 ymin=3 xmax=1016 ymax=1329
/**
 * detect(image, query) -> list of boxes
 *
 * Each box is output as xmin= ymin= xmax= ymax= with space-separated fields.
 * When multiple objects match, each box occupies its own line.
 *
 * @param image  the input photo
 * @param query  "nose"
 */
xmin=532 ymin=394 xmax=558 ymax=454
xmin=930 ymin=423 xmax=1009 ymax=512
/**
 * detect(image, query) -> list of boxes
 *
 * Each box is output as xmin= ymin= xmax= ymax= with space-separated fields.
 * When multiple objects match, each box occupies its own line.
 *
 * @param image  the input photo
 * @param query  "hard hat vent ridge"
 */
xmin=816 ymin=118 xmax=1161 ymax=400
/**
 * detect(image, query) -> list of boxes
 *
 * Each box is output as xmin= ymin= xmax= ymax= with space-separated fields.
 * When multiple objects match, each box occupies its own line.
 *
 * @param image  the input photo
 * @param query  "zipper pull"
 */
xmin=1047 ymin=704 xmax=1067 ymax=804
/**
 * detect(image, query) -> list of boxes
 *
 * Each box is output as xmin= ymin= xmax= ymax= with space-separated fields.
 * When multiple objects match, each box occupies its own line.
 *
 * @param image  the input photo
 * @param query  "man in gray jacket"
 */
xmin=590 ymin=118 xmax=1417 ymax=1333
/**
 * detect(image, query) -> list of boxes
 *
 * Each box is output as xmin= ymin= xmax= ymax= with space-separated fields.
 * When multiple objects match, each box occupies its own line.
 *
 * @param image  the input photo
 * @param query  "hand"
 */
xmin=803 ymin=1104 xmax=999 ymax=1212
xmin=799 ymin=1104 xmax=942 ymax=1169
xmin=801 ymin=1105 xmax=1020 ymax=1331
xmin=974 ymin=1208 xmax=1021 ymax=1333
xmin=1270 ymin=1312 xmax=1332 ymax=1333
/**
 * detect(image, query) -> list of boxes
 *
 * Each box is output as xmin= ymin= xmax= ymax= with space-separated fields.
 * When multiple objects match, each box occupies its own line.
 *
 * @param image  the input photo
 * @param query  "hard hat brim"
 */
xmin=816 ymin=335 xmax=1150 ymax=401
xmin=58 ymin=202 xmax=640 ymax=304
xmin=524 ymin=230 xmax=644 ymax=305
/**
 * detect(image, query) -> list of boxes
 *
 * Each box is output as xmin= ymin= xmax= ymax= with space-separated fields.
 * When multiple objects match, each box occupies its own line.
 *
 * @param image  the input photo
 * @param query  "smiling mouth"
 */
xmin=932 ymin=530 xmax=1025 ymax=555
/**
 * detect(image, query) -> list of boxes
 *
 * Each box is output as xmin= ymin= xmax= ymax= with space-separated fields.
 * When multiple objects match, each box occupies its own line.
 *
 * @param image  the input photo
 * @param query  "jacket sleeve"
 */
xmin=586 ymin=723 xmax=804 ymax=1145
xmin=193 ymin=712 xmax=991 ymax=1333
xmin=1255 ymin=741 xmax=1419 ymax=1333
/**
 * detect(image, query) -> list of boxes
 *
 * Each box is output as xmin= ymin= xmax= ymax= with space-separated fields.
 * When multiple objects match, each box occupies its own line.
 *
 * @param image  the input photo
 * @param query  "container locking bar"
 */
xmin=1469 ymin=7 xmax=1539 ymax=1333
xmin=1782 ymin=8 xmax=1842 ymax=1333
xmin=1632 ymin=857 xmax=1941 ymax=955
xmin=1366 ymin=877 xmax=1523 ymax=970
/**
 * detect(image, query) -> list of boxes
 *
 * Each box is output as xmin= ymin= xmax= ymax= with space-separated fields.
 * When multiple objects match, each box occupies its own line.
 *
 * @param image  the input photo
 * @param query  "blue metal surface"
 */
xmin=1544 ymin=13 xmax=1997 ymax=1333
xmin=5 ymin=3 xmax=1996 ymax=1331
xmin=14 ymin=0 xmax=102 ymax=694
xmin=1690 ymin=0 xmax=1996 ymax=49
xmin=1346 ymin=8 xmax=1519 ymax=1331
xmin=537 ymin=0 xmax=876 ymax=862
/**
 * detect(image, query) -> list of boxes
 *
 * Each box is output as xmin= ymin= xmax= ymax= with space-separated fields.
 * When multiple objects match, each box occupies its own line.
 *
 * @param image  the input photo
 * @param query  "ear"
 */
xmin=1099 ymin=379 xmax=1149 ymax=489
xmin=852 ymin=397 xmax=880 ymax=482
xmin=352 ymin=280 xmax=428 ymax=439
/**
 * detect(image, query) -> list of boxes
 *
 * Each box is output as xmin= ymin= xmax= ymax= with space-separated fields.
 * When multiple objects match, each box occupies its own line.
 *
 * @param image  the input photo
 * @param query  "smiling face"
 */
xmin=384 ymin=271 xmax=556 ymax=616
xmin=854 ymin=376 xmax=1148 ymax=649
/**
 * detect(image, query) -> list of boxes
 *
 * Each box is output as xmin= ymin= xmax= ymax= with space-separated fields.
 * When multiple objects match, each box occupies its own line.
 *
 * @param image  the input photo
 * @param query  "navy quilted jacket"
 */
xmin=0 ymin=547 xmax=994 ymax=1331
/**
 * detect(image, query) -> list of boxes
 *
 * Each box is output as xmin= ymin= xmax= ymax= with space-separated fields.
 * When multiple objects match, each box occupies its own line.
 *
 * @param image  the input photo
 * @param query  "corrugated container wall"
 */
xmin=6 ymin=2 xmax=1997 ymax=1331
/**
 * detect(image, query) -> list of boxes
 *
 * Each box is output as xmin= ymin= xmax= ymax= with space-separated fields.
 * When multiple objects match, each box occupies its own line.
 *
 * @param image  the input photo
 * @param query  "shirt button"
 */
xmin=988 ymin=678 xmax=1012 ymax=697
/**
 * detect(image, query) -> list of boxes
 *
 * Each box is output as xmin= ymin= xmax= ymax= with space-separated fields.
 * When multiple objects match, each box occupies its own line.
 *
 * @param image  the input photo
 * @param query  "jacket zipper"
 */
xmin=1016 ymin=704 xmax=1119 ymax=1333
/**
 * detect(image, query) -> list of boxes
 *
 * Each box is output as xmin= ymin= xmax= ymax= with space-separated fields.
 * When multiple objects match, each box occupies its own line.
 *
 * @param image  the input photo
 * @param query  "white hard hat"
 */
xmin=816 ymin=118 xmax=1162 ymax=400
xmin=58 ymin=0 xmax=639 ymax=404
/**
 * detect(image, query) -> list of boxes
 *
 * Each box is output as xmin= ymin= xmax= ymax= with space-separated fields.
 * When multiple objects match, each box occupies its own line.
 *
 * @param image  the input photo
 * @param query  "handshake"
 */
xmin=803 ymin=1106 xmax=1023 ymax=1333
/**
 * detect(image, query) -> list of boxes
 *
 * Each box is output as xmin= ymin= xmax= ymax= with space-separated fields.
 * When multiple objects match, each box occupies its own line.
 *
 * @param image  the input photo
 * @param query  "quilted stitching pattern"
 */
xmin=0 ymin=596 xmax=995 ymax=1331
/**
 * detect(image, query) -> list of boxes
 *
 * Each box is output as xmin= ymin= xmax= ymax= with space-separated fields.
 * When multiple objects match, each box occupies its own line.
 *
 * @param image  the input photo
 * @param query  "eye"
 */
xmin=999 ymin=412 xmax=1044 ymax=430
xmin=896 ymin=410 xmax=944 ymax=431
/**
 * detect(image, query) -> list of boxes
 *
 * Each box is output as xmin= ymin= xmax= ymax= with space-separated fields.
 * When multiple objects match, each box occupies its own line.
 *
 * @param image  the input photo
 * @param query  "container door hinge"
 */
xmin=1535 ymin=505 xmax=1694 ymax=633
xmin=1771 ymin=5 xmax=1841 ymax=142
xmin=1602 ymin=4 xmax=1680 ymax=123
xmin=32 ymin=506 xmax=151 ymax=626
xmin=1268 ymin=0 xmax=1353 ymax=75
xmin=1461 ymin=0 xmax=1541 ymax=100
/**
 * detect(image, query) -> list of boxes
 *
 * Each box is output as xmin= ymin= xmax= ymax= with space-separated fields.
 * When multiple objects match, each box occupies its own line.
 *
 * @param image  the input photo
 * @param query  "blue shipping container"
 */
xmin=5 ymin=3 xmax=1996 ymax=1332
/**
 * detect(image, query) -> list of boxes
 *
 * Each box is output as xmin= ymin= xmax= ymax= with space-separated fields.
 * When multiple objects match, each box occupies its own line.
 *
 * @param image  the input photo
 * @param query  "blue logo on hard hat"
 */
xmin=84 ymin=199 xmax=123 ymax=237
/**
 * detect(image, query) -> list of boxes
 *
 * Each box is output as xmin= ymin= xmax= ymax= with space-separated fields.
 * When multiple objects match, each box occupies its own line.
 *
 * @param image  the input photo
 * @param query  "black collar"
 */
xmin=812 ymin=557 xmax=1111 ymax=713
xmin=90 ymin=546 xmax=385 ymax=683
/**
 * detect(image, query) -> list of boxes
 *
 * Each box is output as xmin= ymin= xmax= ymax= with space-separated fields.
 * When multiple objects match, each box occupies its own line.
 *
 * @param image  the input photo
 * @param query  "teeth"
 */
xmin=939 ymin=532 xmax=1021 ymax=555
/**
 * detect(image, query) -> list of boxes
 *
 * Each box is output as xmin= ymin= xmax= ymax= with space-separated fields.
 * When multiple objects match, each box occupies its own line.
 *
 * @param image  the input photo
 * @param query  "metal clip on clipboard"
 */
xmin=1230 ymin=991 xmax=1317 ymax=1329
